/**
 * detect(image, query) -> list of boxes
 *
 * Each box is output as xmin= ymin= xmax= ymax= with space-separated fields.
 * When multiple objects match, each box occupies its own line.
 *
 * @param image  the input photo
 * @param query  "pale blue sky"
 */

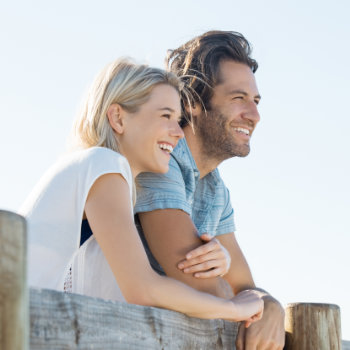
xmin=1 ymin=0 xmax=349 ymax=339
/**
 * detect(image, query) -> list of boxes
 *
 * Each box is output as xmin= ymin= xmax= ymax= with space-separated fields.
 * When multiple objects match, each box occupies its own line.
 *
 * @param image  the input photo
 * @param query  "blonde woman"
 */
xmin=20 ymin=58 xmax=263 ymax=325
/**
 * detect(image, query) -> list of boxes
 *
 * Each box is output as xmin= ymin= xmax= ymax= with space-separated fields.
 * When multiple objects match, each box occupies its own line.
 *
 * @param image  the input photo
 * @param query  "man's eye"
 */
xmin=233 ymin=96 xmax=244 ymax=100
xmin=162 ymin=114 xmax=171 ymax=119
xmin=254 ymin=99 xmax=260 ymax=105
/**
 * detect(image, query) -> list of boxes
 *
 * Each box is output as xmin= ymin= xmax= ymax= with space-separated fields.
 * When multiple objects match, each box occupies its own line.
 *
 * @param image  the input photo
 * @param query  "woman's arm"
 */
xmin=84 ymin=173 xmax=263 ymax=322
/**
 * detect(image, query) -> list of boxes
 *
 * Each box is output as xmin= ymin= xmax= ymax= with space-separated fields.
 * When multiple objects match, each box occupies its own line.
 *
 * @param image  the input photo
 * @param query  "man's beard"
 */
xmin=195 ymin=108 xmax=251 ymax=162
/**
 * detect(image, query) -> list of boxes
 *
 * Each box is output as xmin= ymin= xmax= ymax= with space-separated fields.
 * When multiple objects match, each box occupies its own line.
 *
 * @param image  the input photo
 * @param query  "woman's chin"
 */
xmin=157 ymin=165 xmax=169 ymax=174
xmin=153 ymin=162 xmax=169 ymax=174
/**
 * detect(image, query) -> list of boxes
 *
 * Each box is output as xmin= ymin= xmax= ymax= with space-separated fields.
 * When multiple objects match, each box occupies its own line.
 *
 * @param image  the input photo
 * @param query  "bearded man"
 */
xmin=134 ymin=31 xmax=285 ymax=350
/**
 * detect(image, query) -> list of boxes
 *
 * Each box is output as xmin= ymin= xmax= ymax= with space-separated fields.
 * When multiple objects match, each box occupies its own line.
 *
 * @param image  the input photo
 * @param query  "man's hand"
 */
xmin=236 ymin=295 xmax=285 ymax=350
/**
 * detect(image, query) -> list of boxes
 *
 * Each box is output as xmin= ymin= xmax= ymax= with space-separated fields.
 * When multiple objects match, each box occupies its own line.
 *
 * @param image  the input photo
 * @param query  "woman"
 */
xmin=19 ymin=58 xmax=263 ymax=325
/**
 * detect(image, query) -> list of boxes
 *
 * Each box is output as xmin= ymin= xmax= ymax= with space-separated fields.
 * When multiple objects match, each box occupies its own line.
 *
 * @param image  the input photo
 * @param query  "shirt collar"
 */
xmin=173 ymin=138 xmax=220 ymax=185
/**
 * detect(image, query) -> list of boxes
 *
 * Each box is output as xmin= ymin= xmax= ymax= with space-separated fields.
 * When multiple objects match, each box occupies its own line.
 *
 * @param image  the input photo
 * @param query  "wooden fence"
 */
xmin=1 ymin=210 xmax=349 ymax=350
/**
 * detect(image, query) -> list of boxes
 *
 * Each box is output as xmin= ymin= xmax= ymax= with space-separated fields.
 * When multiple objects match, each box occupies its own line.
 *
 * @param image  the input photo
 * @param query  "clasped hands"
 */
xmin=177 ymin=233 xmax=263 ymax=328
xmin=177 ymin=233 xmax=285 ymax=349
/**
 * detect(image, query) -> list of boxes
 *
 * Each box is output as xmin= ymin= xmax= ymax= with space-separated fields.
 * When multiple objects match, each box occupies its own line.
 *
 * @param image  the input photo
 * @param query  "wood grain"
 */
xmin=0 ymin=210 xmax=28 ymax=350
xmin=285 ymin=302 xmax=341 ymax=350
xmin=29 ymin=288 xmax=238 ymax=350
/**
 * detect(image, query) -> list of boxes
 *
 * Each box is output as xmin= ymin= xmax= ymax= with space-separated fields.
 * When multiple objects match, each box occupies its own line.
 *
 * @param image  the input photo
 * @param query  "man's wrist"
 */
xmin=239 ymin=286 xmax=268 ymax=296
xmin=251 ymin=287 xmax=272 ymax=300
xmin=241 ymin=287 xmax=280 ymax=304
xmin=244 ymin=288 xmax=285 ymax=316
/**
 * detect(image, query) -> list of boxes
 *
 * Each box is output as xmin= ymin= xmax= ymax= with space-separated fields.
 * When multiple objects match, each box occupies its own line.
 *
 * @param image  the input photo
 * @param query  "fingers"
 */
xmin=230 ymin=290 xmax=264 ymax=324
xmin=179 ymin=249 xmax=224 ymax=269
xmin=245 ymin=310 xmax=263 ymax=328
xmin=237 ymin=297 xmax=285 ymax=350
xmin=184 ymin=258 xmax=217 ymax=273
xmin=235 ymin=323 xmax=246 ymax=350
xmin=199 ymin=233 xmax=211 ymax=241
xmin=194 ymin=267 xmax=226 ymax=278
xmin=178 ymin=255 xmax=228 ymax=277
xmin=179 ymin=259 xmax=226 ymax=277
xmin=184 ymin=238 xmax=221 ymax=260
xmin=180 ymin=249 xmax=226 ymax=268
xmin=178 ymin=235 xmax=231 ymax=278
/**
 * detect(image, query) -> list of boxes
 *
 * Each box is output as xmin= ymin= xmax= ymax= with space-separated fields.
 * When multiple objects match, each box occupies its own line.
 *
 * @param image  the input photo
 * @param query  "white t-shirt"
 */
xmin=19 ymin=147 xmax=133 ymax=301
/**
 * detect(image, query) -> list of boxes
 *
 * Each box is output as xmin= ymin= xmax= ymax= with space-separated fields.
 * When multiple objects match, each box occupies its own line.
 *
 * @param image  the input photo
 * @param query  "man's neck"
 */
xmin=183 ymin=126 xmax=221 ymax=179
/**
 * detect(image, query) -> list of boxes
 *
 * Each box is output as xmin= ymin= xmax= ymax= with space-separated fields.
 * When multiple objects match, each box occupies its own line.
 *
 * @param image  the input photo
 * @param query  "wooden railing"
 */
xmin=1 ymin=210 xmax=349 ymax=349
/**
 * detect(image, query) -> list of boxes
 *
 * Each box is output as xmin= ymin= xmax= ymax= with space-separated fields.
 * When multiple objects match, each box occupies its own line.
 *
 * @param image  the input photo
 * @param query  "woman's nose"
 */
xmin=170 ymin=120 xmax=184 ymax=139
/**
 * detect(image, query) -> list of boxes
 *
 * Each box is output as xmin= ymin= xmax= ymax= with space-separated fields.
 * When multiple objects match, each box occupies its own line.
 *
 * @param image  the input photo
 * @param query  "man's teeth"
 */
xmin=159 ymin=143 xmax=174 ymax=153
xmin=234 ymin=127 xmax=250 ymax=135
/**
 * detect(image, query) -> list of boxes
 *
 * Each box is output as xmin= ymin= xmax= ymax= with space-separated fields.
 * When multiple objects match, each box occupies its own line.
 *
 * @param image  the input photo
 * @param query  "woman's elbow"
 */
xmin=121 ymin=276 xmax=160 ymax=306
xmin=124 ymin=291 xmax=154 ymax=306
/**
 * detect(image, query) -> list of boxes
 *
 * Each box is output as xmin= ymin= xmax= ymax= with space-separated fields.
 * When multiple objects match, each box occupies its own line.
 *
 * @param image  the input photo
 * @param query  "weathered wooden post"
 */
xmin=0 ymin=210 xmax=28 ymax=350
xmin=284 ymin=302 xmax=342 ymax=350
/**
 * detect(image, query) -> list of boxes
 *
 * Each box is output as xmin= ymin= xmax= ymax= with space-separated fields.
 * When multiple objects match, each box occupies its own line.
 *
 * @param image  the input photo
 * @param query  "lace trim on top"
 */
xmin=63 ymin=266 xmax=72 ymax=292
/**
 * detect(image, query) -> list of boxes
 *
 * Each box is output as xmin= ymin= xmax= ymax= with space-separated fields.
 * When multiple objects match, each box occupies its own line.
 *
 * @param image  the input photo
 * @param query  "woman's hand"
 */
xmin=231 ymin=289 xmax=264 ymax=327
xmin=177 ymin=233 xmax=231 ymax=278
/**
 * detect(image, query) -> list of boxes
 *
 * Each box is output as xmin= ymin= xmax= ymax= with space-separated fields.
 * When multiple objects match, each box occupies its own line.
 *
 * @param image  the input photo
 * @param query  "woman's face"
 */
xmin=118 ymin=84 xmax=184 ymax=176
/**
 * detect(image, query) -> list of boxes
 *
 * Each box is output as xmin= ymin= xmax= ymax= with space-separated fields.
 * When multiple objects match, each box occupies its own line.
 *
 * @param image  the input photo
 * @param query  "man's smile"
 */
xmin=233 ymin=127 xmax=250 ymax=136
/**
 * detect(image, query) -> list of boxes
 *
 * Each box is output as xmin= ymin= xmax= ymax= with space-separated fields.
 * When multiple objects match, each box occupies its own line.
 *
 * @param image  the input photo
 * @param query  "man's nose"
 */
xmin=244 ymin=102 xmax=260 ymax=125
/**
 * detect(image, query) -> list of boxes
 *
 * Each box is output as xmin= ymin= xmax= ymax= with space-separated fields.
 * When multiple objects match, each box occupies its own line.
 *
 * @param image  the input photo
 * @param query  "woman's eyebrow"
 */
xmin=158 ymin=107 xmax=175 ymax=113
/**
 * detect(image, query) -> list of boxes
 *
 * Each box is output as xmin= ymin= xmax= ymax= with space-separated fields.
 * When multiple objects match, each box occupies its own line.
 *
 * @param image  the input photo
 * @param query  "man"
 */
xmin=134 ymin=31 xmax=285 ymax=349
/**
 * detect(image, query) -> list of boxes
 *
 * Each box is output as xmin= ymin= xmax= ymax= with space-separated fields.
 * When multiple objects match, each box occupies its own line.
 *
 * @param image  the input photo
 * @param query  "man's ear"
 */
xmin=107 ymin=104 xmax=125 ymax=134
xmin=184 ymin=101 xmax=203 ymax=119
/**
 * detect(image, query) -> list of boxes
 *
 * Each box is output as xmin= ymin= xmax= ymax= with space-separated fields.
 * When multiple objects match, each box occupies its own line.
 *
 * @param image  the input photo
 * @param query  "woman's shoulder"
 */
xmin=74 ymin=146 xmax=126 ymax=162
xmin=66 ymin=147 xmax=129 ymax=171
xmin=39 ymin=147 xmax=132 ymax=191
xmin=73 ymin=147 xmax=132 ymax=183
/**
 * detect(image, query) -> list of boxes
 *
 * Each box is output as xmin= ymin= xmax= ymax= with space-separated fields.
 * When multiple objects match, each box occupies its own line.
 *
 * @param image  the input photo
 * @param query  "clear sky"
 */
xmin=1 ymin=0 xmax=349 ymax=340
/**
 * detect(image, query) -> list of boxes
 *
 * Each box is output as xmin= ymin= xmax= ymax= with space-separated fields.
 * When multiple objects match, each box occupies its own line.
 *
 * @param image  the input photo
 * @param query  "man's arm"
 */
xmin=216 ymin=232 xmax=255 ymax=293
xmin=139 ymin=208 xmax=285 ymax=349
xmin=214 ymin=233 xmax=285 ymax=349
xmin=138 ymin=208 xmax=254 ymax=298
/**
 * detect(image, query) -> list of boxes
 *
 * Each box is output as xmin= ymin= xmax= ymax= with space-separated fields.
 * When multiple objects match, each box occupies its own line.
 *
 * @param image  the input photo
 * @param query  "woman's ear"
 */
xmin=107 ymin=104 xmax=125 ymax=134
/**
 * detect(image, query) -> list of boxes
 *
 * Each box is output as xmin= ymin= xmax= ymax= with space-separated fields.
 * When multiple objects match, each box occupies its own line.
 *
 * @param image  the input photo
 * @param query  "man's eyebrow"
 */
xmin=228 ymin=90 xmax=261 ymax=100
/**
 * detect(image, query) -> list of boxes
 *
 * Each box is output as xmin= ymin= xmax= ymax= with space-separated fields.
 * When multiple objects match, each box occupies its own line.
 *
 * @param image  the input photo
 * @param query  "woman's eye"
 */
xmin=162 ymin=114 xmax=171 ymax=119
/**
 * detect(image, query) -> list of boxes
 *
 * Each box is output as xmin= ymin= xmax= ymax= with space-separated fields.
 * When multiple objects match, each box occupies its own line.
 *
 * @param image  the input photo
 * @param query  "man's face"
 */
xmin=196 ymin=60 xmax=261 ymax=161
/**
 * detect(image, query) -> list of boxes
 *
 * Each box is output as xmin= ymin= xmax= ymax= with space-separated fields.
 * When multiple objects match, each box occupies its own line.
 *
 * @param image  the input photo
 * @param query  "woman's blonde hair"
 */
xmin=71 ymin=58 xmax=186 ymax=152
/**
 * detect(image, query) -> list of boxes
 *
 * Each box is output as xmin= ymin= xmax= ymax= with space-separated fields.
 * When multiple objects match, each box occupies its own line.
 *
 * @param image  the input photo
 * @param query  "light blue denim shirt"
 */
xmin=135 ymin=138 xmax=236 ymax=236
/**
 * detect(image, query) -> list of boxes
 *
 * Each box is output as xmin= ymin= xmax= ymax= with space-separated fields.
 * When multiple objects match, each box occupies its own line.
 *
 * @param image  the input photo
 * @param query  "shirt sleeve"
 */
xmin=134 ymin=156 xmax=191 ymax=215
xmin=82 ymin=148 xmax=133 ymax=205
xmin=215 ymin=186 xmax=236 ymax=235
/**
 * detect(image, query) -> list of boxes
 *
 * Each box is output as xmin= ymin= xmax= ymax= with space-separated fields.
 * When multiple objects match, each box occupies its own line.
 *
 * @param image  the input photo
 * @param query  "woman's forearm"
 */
xmin=138 ymin=272 xmax=236 ymax=320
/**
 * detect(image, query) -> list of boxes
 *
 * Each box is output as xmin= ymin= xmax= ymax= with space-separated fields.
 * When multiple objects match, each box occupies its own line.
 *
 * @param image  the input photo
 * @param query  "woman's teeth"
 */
xmin=159 ymin=143 xmax=174 ymax=153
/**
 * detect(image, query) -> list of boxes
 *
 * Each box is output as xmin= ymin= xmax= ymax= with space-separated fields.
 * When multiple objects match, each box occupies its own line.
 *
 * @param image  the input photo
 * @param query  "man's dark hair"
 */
xmin=166 ymin=30 xmax=258 ymax=126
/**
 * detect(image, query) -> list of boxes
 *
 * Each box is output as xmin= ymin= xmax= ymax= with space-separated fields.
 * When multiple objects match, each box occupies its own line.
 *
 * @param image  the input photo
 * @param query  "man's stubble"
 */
xmin=195 ymin=108 xmax=251 ymax=163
